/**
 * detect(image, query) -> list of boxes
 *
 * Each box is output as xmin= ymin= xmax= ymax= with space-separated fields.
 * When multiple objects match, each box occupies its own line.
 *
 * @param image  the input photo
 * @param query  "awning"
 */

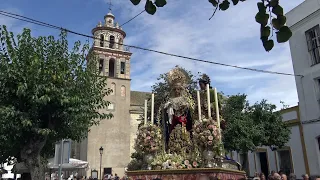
xmin=12 ymin=158 xmax=89 ymax=173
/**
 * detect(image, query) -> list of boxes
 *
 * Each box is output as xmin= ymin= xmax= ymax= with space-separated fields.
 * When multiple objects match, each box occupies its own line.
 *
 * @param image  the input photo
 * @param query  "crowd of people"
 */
xmin=252 ymin=171 xmax=320 ymax=180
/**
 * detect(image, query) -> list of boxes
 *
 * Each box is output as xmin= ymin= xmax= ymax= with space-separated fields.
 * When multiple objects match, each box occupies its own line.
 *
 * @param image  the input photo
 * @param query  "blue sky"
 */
xmin=0 ymin=0 xmax=305 ymax=108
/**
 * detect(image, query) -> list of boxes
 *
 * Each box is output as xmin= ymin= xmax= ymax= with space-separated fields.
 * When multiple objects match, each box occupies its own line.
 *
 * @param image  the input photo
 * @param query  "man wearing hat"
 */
xmin=198 ymin=74 xmax=226 ymax=130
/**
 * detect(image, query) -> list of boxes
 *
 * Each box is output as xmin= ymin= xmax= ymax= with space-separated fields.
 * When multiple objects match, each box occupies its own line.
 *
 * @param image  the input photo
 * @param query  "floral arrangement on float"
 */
xmin=134 ymin=123 xmax=162 ymax=154
xmin=192 ymin=119 xmax=224 ymax=167
xmin=193 ymin=119 xmax=221 ymax=149
xmin=151 ymin=153 xmax=201 ymax=170
xmin=132 ymin=123 xmax=163 ymax=170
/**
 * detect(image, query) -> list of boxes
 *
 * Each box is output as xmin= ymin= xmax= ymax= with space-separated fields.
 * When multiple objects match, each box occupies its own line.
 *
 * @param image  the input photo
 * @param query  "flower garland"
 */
xmin=134 ymin=124 xmax=163 ymax=154
xmin=193 ymin=119 xmax=221 ymax=151
xmin=151 ymin=153 xmax=201 ymax=170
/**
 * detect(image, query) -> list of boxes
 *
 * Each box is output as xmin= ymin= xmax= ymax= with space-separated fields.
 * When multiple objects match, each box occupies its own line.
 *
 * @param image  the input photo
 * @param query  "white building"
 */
xmin=230 ymin=106 xmax=309 ymax=177
xmin=286 ymin=0 xmax=320 ymax=176
xmin=230 ymin=1 xmax=320 ymax=176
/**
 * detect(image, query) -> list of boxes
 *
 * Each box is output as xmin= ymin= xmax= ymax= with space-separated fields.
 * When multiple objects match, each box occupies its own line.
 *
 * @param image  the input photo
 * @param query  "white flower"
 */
xmin=162 ymin=161 xmax=169 ymax=169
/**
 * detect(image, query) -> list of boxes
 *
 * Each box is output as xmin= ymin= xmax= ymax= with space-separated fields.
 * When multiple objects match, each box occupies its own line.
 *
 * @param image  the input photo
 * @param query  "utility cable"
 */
xmin=0 ymin=10 xmax=303 ymax=77
xmin=120 ymin=10 xmax=145 ymax=27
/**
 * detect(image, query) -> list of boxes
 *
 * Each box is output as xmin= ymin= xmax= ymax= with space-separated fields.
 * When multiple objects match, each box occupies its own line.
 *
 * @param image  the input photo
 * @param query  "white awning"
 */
xmin=13 ymin=158 xmax=89 ymax=173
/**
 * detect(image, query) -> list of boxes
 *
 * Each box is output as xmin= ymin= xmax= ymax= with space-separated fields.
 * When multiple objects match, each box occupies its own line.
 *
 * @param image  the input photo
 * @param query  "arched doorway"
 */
xmin=109 ymin=58 xmax=115 ymax=77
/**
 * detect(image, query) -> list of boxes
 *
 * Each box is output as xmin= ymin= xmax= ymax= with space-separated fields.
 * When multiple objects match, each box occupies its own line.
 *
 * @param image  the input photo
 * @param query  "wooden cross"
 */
xmin=108 ymin=0 xmax=113 ymax=12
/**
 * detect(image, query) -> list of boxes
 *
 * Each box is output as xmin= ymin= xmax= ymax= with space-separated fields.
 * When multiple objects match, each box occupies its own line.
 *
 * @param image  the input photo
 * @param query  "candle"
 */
xmin=144 ymin=99 xmax=148 ymax=125
xmin=214 ymin=88 xmax=221 ymax=143
xmin=197 ymin=90 xmax=201 ymax=121
xmin=151 ymin=93 xmax=154 ymax=125
xmin=206 ymin=84 xmax=211 ymax=118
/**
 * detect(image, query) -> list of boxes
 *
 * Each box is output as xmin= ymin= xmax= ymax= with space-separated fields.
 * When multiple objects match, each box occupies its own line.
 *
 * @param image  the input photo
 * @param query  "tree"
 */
xmin=129 ymin=0 xmax=292 ymax=52
xmin=0 ymin=26 xmax=111 ymax=179
xmin=222 ymin=94 xmax=290 ymax=170
xmin=222 ymin=94 xmax=290 ymax=152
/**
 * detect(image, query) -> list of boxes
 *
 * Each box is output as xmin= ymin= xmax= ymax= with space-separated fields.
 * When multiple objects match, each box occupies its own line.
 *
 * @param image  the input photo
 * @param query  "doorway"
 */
xmin=259 ymin=152 xmax=269 ymax=177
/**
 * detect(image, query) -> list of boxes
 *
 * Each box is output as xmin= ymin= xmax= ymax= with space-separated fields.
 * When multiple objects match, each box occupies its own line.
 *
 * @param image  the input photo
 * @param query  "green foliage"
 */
xmin=0 ymin=26 xmax=112 ymax=166
xmin=130 ymin=0 xmax=141 ymax=6
xmin=255 ymin=1 xmax=291 ymax=51
xmin=130 ymin=0 xmax=167 ymax=15
xmin=222 ymin=94 xmax=258 ymax=152
xmin=222 ymin=95 xmax=291 ymax=152
xmin=128 ymin=0 xmax=292 ymax=52
xmin=127 ymin=151 xmax=145 ymax=170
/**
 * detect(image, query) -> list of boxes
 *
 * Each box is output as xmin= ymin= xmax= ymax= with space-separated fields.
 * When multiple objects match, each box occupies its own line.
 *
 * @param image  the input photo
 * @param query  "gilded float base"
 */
xmin=126 ymin=168 xmax=246 ymax=180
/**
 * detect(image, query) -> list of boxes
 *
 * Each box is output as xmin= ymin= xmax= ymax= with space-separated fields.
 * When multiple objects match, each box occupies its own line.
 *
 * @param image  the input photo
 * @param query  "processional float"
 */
xmin=126 ymin=67 xmax=245 ymax=180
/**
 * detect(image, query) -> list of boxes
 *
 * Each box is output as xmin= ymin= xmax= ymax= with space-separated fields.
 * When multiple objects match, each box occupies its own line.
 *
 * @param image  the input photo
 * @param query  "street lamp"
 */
xmin=99 ymin=146 xmax=104 ymax=180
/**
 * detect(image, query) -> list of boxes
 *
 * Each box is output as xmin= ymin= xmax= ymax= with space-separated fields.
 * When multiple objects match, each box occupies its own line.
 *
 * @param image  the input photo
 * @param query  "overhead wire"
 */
xmin=120 ymin=10 xmax=145 ymax=27
xmin=0 ymin=10 xmax=303 ymax=77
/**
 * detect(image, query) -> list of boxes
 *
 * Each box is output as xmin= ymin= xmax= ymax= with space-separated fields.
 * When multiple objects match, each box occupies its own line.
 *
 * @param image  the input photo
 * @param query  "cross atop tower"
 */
xmin=108 ymin=0 xmax=113 ymax=12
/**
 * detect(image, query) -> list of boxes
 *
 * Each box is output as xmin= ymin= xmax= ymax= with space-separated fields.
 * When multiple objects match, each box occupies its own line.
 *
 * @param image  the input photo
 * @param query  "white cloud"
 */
xmin=103 ymin=0 xmax=304 ymax=108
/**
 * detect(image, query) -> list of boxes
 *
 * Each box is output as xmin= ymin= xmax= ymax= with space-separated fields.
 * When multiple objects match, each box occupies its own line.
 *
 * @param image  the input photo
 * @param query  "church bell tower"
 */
xmin=85 ymin=9 xmax=132 ymax=178
xmin=92 ymin=12 xmax=131 ymax=79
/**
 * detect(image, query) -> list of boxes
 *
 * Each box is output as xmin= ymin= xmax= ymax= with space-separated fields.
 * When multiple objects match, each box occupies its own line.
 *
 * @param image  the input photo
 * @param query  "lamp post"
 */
xmin=99 ymin=146 xmax=104 ymax=180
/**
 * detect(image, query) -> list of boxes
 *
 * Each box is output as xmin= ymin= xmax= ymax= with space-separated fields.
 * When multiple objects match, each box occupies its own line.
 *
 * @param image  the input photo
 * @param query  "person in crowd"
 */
xmin=289 ymin=173 xmax=296 ymax=180
xmin=302 ymin=174 xmax=309 ymax=180
xmin=281 ymin=174 xmax=287 ymax=180
xmin=260 ymin=173 xmax=266 ymax=180
xmin=273 ymin=173 xmax=282 ymax=180
xmin=114 ymin=173 xmax=119 ymax=180
xmin=254 ymin=172 xmax=260 ymax=177
xmin=107 ymin=174 xmax=113 ymax=180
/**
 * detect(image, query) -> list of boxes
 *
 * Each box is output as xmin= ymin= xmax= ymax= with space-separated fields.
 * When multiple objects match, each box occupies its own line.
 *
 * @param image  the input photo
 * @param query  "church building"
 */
xmin=72 ymin=11 xmax=150 ymax=178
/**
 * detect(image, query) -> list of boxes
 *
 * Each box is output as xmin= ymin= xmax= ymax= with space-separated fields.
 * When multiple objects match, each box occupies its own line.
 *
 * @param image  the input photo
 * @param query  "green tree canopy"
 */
xmin=129 ymin=0 xmax=292 ymax=52
xmin=0 ymin=26 xmax=111 ymax=179
xmin=222 ymin=94 xmax=290 ymax=152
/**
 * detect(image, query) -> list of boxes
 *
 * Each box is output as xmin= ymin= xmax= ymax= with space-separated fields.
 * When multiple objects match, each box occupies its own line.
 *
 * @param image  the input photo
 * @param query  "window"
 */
xmin=109 ymin=35 xmax=115 ymax=48
xmin=110 ymin=83 xmax=115 ymax=95
xmin=121 ymin=86 xmax=126 ymax=97
xmin=306 ymin=25 xmax=320 ymax=65
xmin=100 ymin=34 xmax=104 ymax=47
xmin=103 ymin=168 xmax=112 ymax=176
xmin=99 ymin=59 xmax=104 ymax=73
xmin=278 ymin=149 xmax=293 ymax=175
xmin=109 ymin=59 xmax=115 ymax=77
xmin=107 ymin=103 xmax=115 ymax=110
xmin=120 ymin=62 xmax=125 ymax=74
